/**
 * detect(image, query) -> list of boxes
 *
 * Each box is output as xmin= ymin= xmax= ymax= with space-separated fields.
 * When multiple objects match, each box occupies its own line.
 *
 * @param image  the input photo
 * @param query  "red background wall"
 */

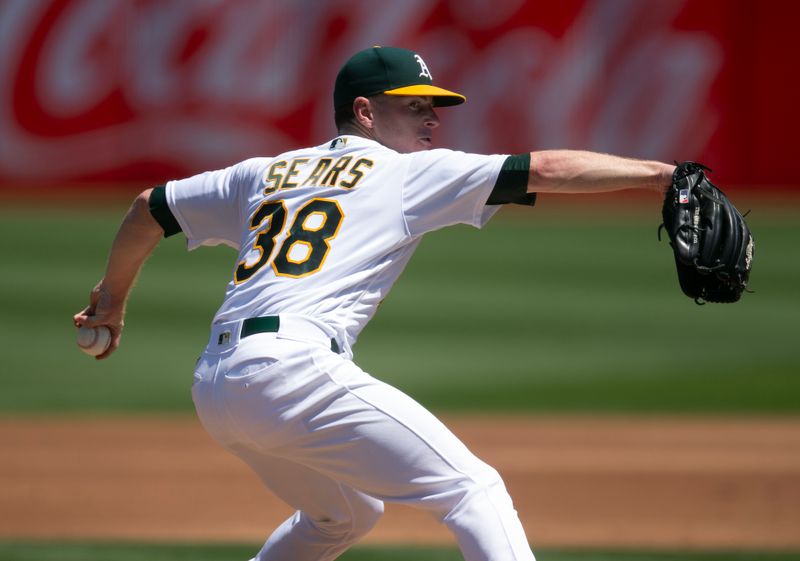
xmin=1 ymin=0 xmax=797 ymax=191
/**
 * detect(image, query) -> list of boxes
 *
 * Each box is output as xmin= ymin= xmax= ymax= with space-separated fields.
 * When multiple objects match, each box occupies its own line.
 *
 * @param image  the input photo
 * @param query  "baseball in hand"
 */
xmin=77 ymin=325 xmax=111 ymax=356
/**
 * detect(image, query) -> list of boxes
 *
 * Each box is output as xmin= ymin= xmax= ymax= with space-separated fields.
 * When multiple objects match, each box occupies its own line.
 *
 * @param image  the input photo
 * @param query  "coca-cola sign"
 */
xmin=0 ymin=0 xmax=746 ymax=186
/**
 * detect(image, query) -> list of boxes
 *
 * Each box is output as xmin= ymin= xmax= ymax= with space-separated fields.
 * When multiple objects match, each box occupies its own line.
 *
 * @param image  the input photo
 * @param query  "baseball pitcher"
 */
xmin=76 ymin=47 xmax=684 ymax=561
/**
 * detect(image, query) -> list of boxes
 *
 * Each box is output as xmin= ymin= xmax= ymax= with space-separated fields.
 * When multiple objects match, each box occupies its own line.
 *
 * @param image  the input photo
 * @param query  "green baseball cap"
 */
xmin=333 ymin=46 xmax=466 ymax=110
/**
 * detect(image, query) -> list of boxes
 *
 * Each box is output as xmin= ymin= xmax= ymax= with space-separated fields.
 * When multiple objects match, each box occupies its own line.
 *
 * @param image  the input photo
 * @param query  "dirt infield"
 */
xmin=2 ymin=415 xmax=799 ymax=551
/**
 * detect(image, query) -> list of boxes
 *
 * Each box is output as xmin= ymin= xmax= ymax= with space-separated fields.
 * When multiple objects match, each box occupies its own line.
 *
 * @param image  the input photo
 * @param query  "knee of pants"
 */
xmin=306 ymin=497 xmax=384 ymax=542
xmin=438 ymin=466 xmax=514 ymax=521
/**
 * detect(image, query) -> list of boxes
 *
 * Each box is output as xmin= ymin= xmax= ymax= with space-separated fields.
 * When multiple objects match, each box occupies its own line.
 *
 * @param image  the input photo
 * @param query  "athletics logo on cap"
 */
xmin=414 ymin=54 xmax=432 ymax=80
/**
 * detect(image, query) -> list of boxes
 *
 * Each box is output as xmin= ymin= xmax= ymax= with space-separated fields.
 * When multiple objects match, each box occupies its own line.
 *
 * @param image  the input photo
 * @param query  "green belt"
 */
xmin=241 ymin=316 xmax=280 ymax=338
xmin=241 ymin=316 xmax=341 ymax=354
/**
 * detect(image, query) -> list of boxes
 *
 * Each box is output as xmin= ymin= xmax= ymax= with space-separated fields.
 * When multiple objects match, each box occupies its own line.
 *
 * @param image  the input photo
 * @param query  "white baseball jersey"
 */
xmin=180 ymin=135 xmax=538 ymax=560
xmin=165 ymin=135 xmax=507 ymax=351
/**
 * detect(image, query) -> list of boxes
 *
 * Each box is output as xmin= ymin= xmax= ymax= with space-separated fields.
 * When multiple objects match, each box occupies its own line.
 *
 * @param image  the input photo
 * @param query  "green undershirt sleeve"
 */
xmin=148 ymin=185 xmax=182 ymax=238
xmin=487 ymin=153 xmax=536 ymax=206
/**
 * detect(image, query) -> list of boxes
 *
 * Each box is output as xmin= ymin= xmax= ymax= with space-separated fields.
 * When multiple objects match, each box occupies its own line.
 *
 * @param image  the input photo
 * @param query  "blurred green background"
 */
xmin=1 ymin=197 xmax=797 ymax=415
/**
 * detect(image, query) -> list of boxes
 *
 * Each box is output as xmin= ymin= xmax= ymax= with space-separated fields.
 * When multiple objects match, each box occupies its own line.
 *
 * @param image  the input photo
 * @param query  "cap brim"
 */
xmin=383 ymin=84 xmax=466 ymax=106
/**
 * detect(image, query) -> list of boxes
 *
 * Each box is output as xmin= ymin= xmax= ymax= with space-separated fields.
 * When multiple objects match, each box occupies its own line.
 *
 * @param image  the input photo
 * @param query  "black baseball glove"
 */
xmin=659 ymin=162 xmax=754 ymax=304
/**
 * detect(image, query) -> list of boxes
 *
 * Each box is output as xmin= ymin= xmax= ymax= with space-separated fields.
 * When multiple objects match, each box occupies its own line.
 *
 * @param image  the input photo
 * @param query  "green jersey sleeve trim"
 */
xmin=148 ymin=185 xmax=182 ymax=238
xmin=487 ymin=153 xmax=536 ymax=206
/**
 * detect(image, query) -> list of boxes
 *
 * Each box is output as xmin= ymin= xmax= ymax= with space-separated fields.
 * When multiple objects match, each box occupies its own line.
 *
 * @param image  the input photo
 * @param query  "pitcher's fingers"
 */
xmin=73 ymin=310 xmax=99 ymax=328
xmin=73 ymin=309 xmax=94 ymax=327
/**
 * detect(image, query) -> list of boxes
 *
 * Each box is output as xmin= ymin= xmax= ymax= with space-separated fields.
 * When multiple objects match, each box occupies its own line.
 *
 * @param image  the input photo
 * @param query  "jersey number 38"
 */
xmin=234 ymin=198 xmax=343 ymax=283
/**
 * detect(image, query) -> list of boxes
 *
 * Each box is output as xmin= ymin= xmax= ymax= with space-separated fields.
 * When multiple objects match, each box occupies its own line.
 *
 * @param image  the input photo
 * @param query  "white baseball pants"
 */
xmin=191 ymin=316 xmax=536 ymax=561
